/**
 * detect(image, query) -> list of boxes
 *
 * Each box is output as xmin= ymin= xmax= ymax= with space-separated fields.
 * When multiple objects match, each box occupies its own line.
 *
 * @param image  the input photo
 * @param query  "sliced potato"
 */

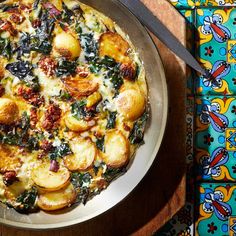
xmin=65 ymin=113 xmax=96 ymax=132
xmin=0 ymin=98 xmax=19 ymax=124
xmin=116 ymin=89 xmax=145 ymax=121
xmin=99 ymin=32 xmax=131 ymax=64
xmin=50 ymin=0 xmax=63 ymax=11
xmin=86 ymin=92 xmax=102 ymax=108
xmin=53 ymin=32 xmax=81 ymax=59
xmin=37 ymin=183 xmax=76 ymax=211
xmin=64 ymin=77 xmax=98 ymax=98
xmin=21 ymin=0 xmax=35 ymax=5
xmin=64 ymin=138 xmax=96 ymax=171
xmin=104 ymin=130 xmax=129 ymax=168
xmin=0 ymin=146 xmax=21 ymax=173
xmin=32 ymin=162 xmax=70 ymax=191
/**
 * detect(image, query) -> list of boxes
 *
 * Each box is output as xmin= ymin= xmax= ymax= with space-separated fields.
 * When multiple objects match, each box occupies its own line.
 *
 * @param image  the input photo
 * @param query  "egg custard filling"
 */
xmin=0 ymin=0 xmax=148 ymax=213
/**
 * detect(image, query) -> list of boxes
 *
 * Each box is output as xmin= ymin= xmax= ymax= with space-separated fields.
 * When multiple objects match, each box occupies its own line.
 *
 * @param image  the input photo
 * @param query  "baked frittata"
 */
xmin=0 ymin=0 xmax=148 ymax=213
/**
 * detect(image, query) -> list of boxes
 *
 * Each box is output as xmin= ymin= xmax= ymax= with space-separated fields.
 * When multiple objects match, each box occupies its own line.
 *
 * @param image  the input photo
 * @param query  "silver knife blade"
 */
xmin=119 ymin=0 xmax=207 ymax=76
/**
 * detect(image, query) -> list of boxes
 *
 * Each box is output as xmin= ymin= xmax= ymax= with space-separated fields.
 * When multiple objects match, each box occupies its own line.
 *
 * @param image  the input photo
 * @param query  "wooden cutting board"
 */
xmin=0 ymin=1 xmax=186 ymax=235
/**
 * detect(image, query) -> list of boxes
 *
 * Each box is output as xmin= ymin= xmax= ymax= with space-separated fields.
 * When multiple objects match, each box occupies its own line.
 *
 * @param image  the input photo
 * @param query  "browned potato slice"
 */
xmin=99 ymin=32 xmax=131 ymax=64
xmin=37 ymin=183 xmax=76 ymax=211
xmin=65 ymin=113 xmax=96 ymax=132
xmin=86 ymin=92 xmax=102 ymax=108
xmin=53 ymin=32 xmax=81 ymax=59
xmin=32 ymin=163 xmax=70 ymax=191
xmin=50 ymin=0 xmax=62 ymax=10
xmin=116 ymin=89 xmax=145 ymax=121
xmin=0 ymin=98 xmax=19 ymax=124
xmin=64 ymin=138 xmax=96 ymax=171
xmin=64 ymin=77 xmax=98 ymax=98
xmin=103 ymin=130 xmax=129 ymax=168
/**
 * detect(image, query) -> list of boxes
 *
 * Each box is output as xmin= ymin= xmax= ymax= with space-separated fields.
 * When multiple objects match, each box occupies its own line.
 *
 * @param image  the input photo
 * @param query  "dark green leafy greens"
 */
xmin=0 ymin=37 xmax=12 ymax=59
xmin=129 ymin=112 xmax=148 ymax=144
xmin=17 ymin=10 xmax=54 ymax=56
xmin=5 ymin=61 xmax=33 ymax=80
xmin=71 ymin=100 xmax=95 ymax=121
xmin=103 ymin=167 xmax=126 ymax=182
xmin=95 ymin=136 xmax=105 ymax=152
xmin=71 ymin=172 xmax=92 ymax=189
xmin=106 ymin=111 xmax=117 ymax=129
xmin=5 ymin=60 xmax=40 ymax=91
xmin=89 ymin=56 xmax=124 ymax=95
xmin=80 ymin=33 xmax=98 ymax=62
xmin=57 ymin=90 xmax=72 ymax=101
xmin=61 ymin=2 xmax=74 ymax=24
xmin=0 ymin=112 xmax=40 ymax=150
xmin=49 ymin=141 xmax=72 ymax=160
xmin=14 ymin=187 xmax=38 ymax=213
xmin=56 ymin=58 xmax=77 ymax=77
xmin=71 ymin=172 xmax=92 ymax=204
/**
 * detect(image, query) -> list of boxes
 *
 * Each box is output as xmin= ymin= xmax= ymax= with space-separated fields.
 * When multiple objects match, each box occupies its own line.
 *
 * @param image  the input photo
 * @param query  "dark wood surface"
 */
xmin=0 ymin=1 xmax=186 ymax=235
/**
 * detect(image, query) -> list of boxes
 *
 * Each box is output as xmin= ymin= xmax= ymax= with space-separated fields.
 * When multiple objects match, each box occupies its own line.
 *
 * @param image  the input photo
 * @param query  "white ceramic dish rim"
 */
xmin=0 ymin=0 xmax=168 ymax=229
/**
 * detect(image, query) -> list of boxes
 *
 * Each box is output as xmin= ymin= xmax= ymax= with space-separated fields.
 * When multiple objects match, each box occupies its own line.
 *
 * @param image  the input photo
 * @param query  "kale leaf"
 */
xmin=15 ymin=187 xmax=38 ymax=213
xmin=80 ymin=33 xmax=98 ymax=62
xmin=71 ymin=172 xmax=92 ymax=189
xmin=17 ymin=10 xmax=54 ymax=56
xmin=103 ymin=166 xmax=126 ymax=182
xmin=71 ymin=172 xmax=92 ymax=204
xmin=0 ymin=112 xmax=39 ymax=151
xmin=89 ymin=56 xmax=123 ymax=95
xmin=129 ymin=112 xmax=148 ymax=144
xmin=0 ymin=37 xmax=12 ymax=59
xmin=71 ymin=100 xmax=95 ymax=121
xmin=106 ymin=111 xmax=117 ymax=129
xmin=5 ymin=61 xmax=33 ymax=80
xmin=61 ymin=2 xmax=74 ymax=24
xmin=95 ymin=136 xmax=105 ymax=152
xmin=49 ymin=141 xmax=72 ymax=160
xmin=56 ymin=58 xmax=77 ymax=77
xmin=5 ymin=60 xmax=40 ymax=91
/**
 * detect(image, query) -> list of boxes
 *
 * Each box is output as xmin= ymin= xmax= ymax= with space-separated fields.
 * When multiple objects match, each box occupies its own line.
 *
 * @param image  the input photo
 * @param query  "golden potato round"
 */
xmin=53 ymin=32 xmax=81 ymax=59
xmin=116 ymin=89 xmax=145 ymax=121
xmin=32 ymin=162 xmax=70 ymax=191
xmin=50 ymin=0 xmax=63 ymax=10
xmin=99 ymin=32 xmax=131 ymax=64
xmin=37 ymin=183 xmax=77 ymax=211
xmin=65 ymin=113 xmax=96 ymax=132
xmin=64 ymin=77 xmax=99 ymax=98
xmin=64 ymin=138 xmax=96 ymax=171
xmin=104 ymin=130 xmax=129 ymax=168
xmin=0 ymin=98 xmax=19 ymax=125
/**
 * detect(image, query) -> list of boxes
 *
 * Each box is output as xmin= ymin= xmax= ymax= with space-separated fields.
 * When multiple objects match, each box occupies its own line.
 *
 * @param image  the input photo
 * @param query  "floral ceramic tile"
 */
xmin=169 ymin=0 xmax=195 ymax=9
xmin=195 ymin=8 xmax=236 ymax=95
xmin=196 ymin=183 xmax=236 ymax=236
xmin=195 ymin=96 xmax=236 ymax=181
xmin=197 ymin=0 xmax=236 ymax=6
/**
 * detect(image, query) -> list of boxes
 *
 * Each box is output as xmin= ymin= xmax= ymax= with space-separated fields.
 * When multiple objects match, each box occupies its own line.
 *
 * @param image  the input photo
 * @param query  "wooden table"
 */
xmin=0 ymin=1 xmax=186 ymax=235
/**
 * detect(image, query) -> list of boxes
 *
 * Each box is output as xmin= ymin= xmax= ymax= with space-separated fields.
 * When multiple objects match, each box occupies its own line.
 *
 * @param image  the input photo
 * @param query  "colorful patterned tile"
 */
xmin=169 ymin=0 xmax=195 ymax=9
xmin=195 ymin=8 xmax=236 ymax=95
xmin=195 ymin=96 xmax=236 ymax=181
xmin=196 ymin=183 xmax=236 ymax=236
xmin=196 ymin=0 xmax=236 ymax=6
